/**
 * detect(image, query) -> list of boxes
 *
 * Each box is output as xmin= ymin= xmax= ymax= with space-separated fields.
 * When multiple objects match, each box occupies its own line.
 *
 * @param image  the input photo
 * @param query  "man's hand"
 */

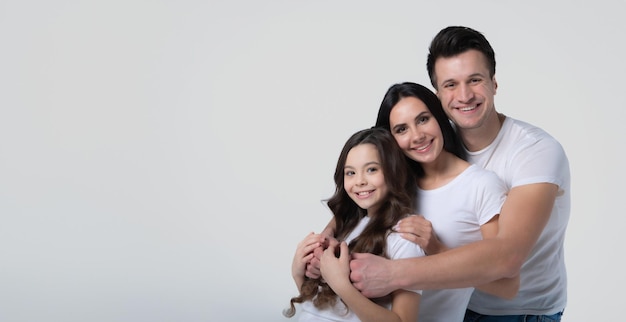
xmin=349 ymin=252 xmax=395 ymax=298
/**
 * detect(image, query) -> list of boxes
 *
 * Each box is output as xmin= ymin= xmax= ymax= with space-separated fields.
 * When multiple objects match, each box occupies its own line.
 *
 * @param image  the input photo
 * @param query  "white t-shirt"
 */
xmin=467 ymin=116 xmax=570 ymax=315
xmin=417 ymin=164 xmax=506 ymax=322
xmin=298 ymin=216 xmax=426 ymax=322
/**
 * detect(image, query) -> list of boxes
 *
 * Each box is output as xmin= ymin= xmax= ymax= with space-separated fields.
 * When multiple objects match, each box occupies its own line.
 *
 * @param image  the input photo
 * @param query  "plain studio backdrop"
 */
xmin=0 ymin=1 xmax=623 ymax=321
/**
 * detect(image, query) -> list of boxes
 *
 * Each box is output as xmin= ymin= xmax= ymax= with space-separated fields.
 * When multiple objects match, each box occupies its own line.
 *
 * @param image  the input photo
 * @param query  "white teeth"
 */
xmin=357 ymin=191 xmax=370 ymax=196
xmin=460 ymin=106 xmax=476 ymax=111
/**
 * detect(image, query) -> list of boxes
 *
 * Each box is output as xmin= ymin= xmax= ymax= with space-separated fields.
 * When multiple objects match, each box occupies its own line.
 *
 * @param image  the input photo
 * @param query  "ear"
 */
xmin=492 ymin=76 xmax=498 ymax=94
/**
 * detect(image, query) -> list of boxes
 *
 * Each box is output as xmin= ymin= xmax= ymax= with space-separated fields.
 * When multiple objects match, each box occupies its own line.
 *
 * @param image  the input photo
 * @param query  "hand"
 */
xmin=320 ymin=241 xmax=351 ymax=292
xmin=305 ymin=235 xmax=339 ymax=279
xmin=394 ymin=214 xmax=445 ymax=255
xmin=292 ymin=232 xmax=325 ymax=282
xmin=349 ymin=252 xmax=395 ymax=298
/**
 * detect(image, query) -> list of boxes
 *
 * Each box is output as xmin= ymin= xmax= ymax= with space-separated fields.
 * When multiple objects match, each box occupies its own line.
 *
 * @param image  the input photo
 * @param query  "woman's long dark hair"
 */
xmin=375 ymin=82 xmax=467 ymax=178
xmin=284 ymin=127 xmax=417 ymax=317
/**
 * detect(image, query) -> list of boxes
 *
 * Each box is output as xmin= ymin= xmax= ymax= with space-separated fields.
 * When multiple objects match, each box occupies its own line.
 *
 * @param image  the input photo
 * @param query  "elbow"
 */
xmin=500 ymin=277 xmax=520 ymax=300
xmin=500 ymin=253 xmax=524 ymax=278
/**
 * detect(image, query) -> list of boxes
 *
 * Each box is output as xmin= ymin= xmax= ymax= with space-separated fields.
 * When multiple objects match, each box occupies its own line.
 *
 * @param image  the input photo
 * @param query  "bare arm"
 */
xmin=321 ymin=242 xmax=420 ymax=322
xmin=395 ymin=214 xmax=519 ymax=298
xmin=350 ymin=183 xmax=557 ymax=297
xmin=473 ymin=215 xmax=519 ymax=299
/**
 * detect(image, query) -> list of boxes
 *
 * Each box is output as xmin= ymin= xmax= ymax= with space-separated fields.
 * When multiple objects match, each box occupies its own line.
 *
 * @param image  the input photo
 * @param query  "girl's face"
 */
xmin=389 ymin=96 xmax=444 ymax=165
xmin=343 ymin=143 xmax=388 ymax=215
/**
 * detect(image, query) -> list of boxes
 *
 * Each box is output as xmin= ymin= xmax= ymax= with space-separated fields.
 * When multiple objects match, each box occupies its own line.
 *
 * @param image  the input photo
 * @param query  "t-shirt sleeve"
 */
xmin=476 ymin=170 xmax=507 ymax=226
xmin=386 ymin=232 xmax=426 ymax=293
xmin=510 ymin=136 xmax=569 ymax=189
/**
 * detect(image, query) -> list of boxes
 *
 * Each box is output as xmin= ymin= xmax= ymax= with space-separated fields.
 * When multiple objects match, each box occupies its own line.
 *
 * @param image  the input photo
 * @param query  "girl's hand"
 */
xmin=320 ymin=241 xmax=352 ymax=292
xmin=292 ymin=232 xmax=325 ymax=285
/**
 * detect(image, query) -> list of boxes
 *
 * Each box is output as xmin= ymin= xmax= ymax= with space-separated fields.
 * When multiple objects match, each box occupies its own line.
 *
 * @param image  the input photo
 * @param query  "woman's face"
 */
xmin=388 ymin=96 xmax=444 ymax=165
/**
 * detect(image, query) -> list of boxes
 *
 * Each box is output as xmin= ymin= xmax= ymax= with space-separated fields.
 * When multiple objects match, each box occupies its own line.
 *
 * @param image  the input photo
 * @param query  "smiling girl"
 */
xmin=284 ymin=127 xmax=425 ymax=322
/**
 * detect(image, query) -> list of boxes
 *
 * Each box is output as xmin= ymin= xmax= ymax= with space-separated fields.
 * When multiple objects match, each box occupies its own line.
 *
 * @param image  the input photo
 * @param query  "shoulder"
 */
xmin=464 ymin=164 xmax=505 ymax=186
xmin=502 ymin=117 xmax=567 ymax=158
xmin=505 ymin=117 xmax=563 ymax=147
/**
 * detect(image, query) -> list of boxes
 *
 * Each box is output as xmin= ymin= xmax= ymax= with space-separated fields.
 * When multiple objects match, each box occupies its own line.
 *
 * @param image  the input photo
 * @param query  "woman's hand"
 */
xmin=394 ymin=215 xmax=446 ymax=255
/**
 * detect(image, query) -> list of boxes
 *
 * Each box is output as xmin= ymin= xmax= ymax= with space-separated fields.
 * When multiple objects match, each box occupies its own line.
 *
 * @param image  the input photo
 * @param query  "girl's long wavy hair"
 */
xmin=284 ymin=127 xmax=417 ymax=317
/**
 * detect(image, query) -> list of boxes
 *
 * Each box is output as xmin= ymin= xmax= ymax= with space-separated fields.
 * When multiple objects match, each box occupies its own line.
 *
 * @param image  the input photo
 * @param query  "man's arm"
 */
xmin=350 ymin=183 xmax=558 ymax=298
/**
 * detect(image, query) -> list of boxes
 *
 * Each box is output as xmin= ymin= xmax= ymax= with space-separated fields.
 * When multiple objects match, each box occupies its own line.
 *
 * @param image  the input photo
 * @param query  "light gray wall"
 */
xmin=1 ymin=1 xmax=623 ymax=321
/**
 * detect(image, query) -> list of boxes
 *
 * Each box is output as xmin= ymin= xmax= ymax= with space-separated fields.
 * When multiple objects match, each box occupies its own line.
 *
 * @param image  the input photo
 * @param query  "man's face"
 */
xmin=433 ymin=49 xmax=498 ymax=131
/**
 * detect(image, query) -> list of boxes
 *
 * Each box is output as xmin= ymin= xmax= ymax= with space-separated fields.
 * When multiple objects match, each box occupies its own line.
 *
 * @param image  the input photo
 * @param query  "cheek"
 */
xmin=343 ymin=177 xmax=354 ymax=193
xmin=394 ymin=136 xmax=410 ymax=151
xmin=438 ymin=92 xmax=452 ymax=105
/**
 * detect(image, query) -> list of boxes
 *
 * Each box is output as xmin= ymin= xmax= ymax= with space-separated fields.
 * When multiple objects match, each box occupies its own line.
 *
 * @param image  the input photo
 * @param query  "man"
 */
xmin=310 ymin=26 xmax=570 ymax=321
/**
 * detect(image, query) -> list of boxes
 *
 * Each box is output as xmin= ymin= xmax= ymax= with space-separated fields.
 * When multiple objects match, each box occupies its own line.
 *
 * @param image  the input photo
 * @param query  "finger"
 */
xmin=339 ymin=242 xmax=350 ymax=263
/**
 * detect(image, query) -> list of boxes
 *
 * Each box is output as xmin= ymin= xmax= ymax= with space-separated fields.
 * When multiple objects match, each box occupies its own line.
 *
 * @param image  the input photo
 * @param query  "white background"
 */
xmin=1 ymin=1 xmax=623 ymax=321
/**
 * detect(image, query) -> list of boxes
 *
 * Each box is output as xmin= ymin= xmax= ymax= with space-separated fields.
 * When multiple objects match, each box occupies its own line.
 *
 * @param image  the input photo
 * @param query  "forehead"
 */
xmin=434 ymin=49 xmax=490 ymax=78
xmin=346 ymin=143 xmax=380 ymax=165
xmin=390 ymin=97 xmax=428 ymax=123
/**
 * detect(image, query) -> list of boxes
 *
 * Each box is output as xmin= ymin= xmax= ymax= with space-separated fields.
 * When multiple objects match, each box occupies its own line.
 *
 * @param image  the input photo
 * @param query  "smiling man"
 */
xmin=347 ymin=26 xmax=571 ymax=321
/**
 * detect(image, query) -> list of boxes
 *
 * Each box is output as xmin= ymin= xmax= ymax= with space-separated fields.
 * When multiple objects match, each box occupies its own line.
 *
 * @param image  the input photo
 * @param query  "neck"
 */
xmin=460 ymin=112 xmax=505 ymax=152
xmin=419 ymin=151 xmax=469 ymax=190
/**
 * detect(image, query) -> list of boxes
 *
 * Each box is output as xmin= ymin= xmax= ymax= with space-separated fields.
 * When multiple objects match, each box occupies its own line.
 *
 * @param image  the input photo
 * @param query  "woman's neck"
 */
xmin=418 ymin=151 xmax=469 ymax=190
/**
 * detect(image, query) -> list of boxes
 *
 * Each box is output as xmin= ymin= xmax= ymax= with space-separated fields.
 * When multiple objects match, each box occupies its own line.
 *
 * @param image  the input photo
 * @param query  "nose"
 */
xmin=356 ymin=173 xmax=367 ymax=186
xmin=458 ymin=83 xmax=475 ymax=103
xmin=411 ymin=128 xmax=426 ymax=143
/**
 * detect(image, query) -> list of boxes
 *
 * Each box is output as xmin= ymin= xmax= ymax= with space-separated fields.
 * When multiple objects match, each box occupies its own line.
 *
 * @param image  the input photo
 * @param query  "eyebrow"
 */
xmin=391 ymin=111 xmax=430 ymax=130
xmin=344 ymin=161 xmax=380 ymax=169
xmin=440 ymin=72 xmax=486 ymax=85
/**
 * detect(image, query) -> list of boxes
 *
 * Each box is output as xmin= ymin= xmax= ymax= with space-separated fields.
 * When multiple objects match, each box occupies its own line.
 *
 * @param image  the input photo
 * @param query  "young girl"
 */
xmin=284 ymin=127 xmax=426 ymax=322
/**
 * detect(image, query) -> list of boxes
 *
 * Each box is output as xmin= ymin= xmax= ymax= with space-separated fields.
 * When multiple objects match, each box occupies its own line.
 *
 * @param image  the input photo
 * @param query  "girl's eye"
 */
xmin=417 ymin=116 xmax=429 ymax=124
xmin=367 ymin=167 xmax=378 ymax=173
xmin=345 ymin=170 xmax=355 ymax=176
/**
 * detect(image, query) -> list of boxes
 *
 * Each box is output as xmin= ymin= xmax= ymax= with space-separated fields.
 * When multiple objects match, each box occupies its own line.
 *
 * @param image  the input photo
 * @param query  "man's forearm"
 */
xmin=393 ymin=237 xmax=521 ymax=291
